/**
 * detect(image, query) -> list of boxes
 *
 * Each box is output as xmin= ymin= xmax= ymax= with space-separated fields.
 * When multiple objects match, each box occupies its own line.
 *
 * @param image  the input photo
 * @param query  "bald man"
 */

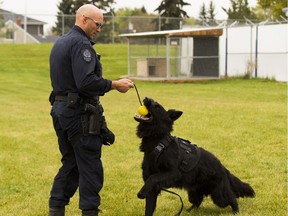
xmin=48 ymin=4 xmax=134 ymax=216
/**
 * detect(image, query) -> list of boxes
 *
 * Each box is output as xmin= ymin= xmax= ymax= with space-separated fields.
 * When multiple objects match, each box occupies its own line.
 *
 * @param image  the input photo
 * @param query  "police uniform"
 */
xmin=49 ymin=25 xmax=111 ymax=212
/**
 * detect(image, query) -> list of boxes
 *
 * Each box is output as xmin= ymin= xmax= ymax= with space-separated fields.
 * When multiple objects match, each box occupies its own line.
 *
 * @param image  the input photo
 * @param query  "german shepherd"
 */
xmin=134 ymin=97 xmax=255 ymax=215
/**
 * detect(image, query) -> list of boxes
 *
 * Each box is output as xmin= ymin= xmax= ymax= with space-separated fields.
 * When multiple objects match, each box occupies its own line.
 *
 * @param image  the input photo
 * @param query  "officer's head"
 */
xmin=76 ymin=4 xmax=103 ymax=41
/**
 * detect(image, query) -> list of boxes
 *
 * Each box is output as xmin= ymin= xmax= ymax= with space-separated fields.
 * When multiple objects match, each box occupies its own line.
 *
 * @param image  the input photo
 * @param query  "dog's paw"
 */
xmin=137 ymin=190 xmax=146 ymax=199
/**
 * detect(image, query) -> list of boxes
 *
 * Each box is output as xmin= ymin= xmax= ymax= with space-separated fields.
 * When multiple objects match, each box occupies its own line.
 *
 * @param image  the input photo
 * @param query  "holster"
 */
xmin=81 ymin=102 xmax=115 ymax=145
xmin=84 ymin=103 xmax=103 ymax=135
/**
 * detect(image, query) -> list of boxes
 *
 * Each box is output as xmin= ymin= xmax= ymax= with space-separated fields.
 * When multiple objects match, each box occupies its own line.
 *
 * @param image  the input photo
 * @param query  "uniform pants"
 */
xmin=49 ymin=101 xmax=103 ymax=210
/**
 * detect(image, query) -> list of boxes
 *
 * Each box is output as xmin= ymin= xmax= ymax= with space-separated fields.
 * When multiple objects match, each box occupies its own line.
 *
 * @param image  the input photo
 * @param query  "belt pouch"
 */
xmin=67 ymin=93 xmax=79 ymax=108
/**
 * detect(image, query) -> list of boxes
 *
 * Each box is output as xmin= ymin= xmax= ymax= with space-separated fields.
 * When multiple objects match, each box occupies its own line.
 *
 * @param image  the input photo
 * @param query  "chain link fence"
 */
xmin=0 ymin=11 xmax=287 ymax=81
xmin=0 ymin=10 xmax=287 ymax=43
xmin=0 ymin=11 xmax=236 ymax=43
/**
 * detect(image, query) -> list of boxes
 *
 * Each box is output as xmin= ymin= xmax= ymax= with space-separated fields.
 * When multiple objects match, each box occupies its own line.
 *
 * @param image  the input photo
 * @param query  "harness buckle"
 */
xmin=155 ymin=143 xmax=165 ymax=153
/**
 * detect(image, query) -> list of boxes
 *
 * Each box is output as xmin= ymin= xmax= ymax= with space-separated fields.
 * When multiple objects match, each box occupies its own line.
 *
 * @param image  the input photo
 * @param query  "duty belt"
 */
xmin=55 ymin=95 xmax=99 ymax=106
xmin=55 ymin=95 xmax=68 ymax=101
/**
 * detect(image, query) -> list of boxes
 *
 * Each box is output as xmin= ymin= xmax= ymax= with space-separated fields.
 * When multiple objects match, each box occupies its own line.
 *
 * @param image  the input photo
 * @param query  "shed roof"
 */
xmin=119 ymin=27 xmax=223 ymax=38
xmin=0 ymin=8 xmax=47 ymax=25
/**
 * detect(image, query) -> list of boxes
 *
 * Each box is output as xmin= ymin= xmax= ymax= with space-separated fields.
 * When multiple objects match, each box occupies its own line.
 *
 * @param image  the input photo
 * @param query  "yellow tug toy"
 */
xmin=133 ymin=83 xmax=148 ymax=116
xmin=138 ymin=105 xmax=148 ymax=116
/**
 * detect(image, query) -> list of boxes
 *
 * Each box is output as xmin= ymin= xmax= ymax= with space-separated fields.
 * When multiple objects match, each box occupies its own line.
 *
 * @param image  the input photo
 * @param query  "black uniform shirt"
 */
xmin=50 ymin=25 xmax=112 ymax=100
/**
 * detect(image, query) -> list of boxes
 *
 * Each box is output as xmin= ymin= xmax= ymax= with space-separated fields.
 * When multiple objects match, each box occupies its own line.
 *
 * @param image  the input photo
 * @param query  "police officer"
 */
xmin=48 ymin=4 xmax=134 ymax=216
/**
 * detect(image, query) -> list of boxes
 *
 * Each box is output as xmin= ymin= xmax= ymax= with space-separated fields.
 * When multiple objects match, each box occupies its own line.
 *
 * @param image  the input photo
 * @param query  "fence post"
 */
xmin=225 ymin=24 xmax=228 ymax=77
xmin=61 ymin=12 xmax=64 ymax=36
xmin=166 ymin=36 xmax=171 ymax=79
xmin=255 ymin=24 xmax=258 ymax=78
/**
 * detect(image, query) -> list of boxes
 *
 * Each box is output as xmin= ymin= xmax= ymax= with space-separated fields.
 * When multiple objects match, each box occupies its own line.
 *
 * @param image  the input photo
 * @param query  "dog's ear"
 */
xmin=167 ymin=109 xmax=183 ymax=122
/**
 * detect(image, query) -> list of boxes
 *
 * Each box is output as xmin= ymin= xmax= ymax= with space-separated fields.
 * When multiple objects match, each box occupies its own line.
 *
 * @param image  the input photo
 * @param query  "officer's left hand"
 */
xmin=102 ymin=127 xmax=115 ymax=145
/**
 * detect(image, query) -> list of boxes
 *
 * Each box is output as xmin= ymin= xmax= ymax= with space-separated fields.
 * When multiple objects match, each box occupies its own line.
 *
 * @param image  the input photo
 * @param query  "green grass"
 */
xmin=0 ymin=44 xmax=287 ymax=216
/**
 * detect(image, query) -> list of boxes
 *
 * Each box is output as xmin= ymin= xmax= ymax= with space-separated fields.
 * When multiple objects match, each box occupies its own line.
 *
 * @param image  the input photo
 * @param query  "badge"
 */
xmin=83 ymin=49 xmax=92 ymax=62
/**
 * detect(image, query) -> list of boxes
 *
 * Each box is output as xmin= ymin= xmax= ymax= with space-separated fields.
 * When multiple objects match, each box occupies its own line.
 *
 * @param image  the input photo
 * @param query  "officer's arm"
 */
xmin=72 ymin=44 xmax=111 ymax=96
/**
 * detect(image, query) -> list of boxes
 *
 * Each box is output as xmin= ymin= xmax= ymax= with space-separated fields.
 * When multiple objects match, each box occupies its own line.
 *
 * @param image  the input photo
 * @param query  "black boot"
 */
xmin=48 ymin=207 xmax=65 ymax=216
xmin=82 ymin=209 xmax=100 ymax=216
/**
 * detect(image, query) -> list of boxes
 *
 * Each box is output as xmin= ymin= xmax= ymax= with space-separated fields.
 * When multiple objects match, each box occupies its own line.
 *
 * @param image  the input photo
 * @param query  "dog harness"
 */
xmin=153 ymin=136 xmax=201 ymax=172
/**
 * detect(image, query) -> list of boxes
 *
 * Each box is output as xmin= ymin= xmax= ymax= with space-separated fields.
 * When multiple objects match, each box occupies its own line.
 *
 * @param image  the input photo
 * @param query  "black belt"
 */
xmin=55 ymin=95 xmax=99 ymax=105
xmin=55 ymin=95 xmax=67 ymax=101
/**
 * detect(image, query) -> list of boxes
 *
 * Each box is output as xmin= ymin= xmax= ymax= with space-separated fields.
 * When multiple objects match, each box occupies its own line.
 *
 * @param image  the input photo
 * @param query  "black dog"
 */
xmin=134 ymin=97 xmax=255 ymax=216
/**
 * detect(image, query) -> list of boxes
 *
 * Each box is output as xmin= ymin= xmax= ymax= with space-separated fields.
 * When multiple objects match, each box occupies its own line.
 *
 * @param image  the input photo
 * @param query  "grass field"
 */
xmin=0 ymin=44 xmax=287 ymax=216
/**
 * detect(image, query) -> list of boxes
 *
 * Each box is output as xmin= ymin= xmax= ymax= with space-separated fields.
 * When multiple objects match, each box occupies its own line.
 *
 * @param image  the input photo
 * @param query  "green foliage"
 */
xmin=114 ymin=7 xmax=157 ymax=35
xmin=0 ymin=2 xmax=5 ymax=37
xmin=198 ymin=1 xmax=217 ymax=26
xmin=256 ymin=0 xmax=288 ymax=20
xmin=155 ymin=0 xmax=190 ymax=17
xmin=223 ymin=0 xmax=257 ymax=21
xmin=199 ymin=3 xmax=207 ymax=22
xmin=207 ymin=1 xmax=216 ymax=25
xmin=52 ymin=0 xmax=115 ymax=36
xmin=0 ymin=44 xmax=287 ymax=216
xmin=155 ymin=0 xmax=190 ymax=30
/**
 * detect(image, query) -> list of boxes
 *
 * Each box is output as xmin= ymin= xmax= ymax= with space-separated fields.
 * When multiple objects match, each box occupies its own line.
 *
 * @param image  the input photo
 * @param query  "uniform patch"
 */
xmin=83 ymin=49 xmax=92 ymax=62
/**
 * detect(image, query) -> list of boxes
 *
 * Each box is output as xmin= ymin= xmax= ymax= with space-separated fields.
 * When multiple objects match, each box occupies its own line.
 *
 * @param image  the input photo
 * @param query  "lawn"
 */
xmin=0 ymin=44 xmax=287 ymax=216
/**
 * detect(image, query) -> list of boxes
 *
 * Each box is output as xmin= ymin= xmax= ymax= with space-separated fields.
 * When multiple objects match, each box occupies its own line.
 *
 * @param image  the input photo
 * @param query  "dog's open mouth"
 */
xmin=134 ymin=113 xmax=152 ymax=122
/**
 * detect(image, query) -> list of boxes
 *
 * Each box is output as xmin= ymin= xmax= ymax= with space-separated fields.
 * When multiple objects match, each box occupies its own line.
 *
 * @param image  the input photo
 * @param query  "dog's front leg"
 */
xmin=144 ymin=191 xmax=159 ymax=216
xmin=138 ymin=170 xmax=181 ymax=199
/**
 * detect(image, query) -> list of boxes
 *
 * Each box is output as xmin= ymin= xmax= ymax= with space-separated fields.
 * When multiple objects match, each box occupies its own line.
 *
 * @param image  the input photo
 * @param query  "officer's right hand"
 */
xmin=111 ymin=78 xmax=134 ymax=93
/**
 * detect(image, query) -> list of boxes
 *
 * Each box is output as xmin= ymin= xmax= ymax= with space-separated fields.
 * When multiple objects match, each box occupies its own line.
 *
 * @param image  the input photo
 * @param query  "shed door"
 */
xmin=193 ymin=37 xmax=219 ymax=77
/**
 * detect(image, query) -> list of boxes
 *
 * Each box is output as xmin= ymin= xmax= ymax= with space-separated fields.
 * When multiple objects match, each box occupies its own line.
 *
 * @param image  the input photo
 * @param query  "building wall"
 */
xmin=219 ymin=24 xmax=287 ymax=82
xmin=4 ymin=21 xmax=40 ymax=44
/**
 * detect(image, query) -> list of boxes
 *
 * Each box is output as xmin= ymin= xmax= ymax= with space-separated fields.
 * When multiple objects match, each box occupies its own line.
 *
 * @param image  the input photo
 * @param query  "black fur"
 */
xmin=134 ymin=97 xmax=255 ymax=216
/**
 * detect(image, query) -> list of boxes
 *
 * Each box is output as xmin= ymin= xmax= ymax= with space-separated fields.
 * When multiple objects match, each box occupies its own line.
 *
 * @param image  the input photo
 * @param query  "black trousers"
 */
xmin=49 ymin=101 xmax=103 ymax=210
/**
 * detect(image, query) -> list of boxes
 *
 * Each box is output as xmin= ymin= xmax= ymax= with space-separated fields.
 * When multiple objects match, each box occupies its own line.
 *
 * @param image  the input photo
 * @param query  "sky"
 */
xmin=1 ymin=0 xmax=257 ymax=30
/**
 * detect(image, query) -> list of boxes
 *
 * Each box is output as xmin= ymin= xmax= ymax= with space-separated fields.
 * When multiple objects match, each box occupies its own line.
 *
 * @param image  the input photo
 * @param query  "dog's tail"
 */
xmin=227 ymin=171 xmax=255 ymax=198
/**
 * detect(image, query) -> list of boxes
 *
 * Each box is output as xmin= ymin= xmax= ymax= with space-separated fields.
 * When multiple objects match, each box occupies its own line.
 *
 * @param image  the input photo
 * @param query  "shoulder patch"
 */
xmin=83 ymin=49 xmax=92 ymax=62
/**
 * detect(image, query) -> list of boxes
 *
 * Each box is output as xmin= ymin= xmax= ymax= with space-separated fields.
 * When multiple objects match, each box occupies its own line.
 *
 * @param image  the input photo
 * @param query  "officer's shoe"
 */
xmin=82 ymin=208 xmax=101 ymax=216
xmin=48 ymin=207 xmax=65 ymax=216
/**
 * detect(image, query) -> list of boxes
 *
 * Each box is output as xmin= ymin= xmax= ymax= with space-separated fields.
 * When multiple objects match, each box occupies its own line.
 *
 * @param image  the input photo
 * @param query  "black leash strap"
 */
xmin=162 ymin=188 xmax=183 ymax=216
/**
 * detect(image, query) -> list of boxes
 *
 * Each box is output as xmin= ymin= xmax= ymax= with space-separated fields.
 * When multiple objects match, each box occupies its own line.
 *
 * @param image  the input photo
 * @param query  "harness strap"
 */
xmin=153 ymin=135 xmax=173 ymax=163
xmin=153 ymin=136 xmax=201 ymax=173
xmin=177 ymin=137 xmax=201 ymax=172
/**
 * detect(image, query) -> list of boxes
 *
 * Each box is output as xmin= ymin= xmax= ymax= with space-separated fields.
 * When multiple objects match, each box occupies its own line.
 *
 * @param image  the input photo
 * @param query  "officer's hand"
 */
xmin=101 ymin=127 xmax=115 ymax=146
xmin=111 ymin=78 xmax=134 ymax=93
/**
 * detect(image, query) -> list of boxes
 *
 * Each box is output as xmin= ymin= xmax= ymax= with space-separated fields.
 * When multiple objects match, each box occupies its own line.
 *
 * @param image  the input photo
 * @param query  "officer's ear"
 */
xmin=82 ymin=15 xmax=87 ymax=24
xmin=78 ymin=14 xmax=87 ymax=25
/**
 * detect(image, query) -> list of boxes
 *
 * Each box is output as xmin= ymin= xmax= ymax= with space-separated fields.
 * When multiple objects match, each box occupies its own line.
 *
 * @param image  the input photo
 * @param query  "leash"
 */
xmin=162 ymin=188 xmax=183 ymax=216
xmin=133 ymin=83 xmax=143 ymax=106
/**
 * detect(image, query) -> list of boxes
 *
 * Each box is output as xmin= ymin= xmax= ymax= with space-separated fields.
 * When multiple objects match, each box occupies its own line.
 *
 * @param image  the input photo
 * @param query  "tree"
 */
xmin=199 ymin=3 xmax=207 ymax=25
xmin=53 ymin=0 xmax=115 ymax=36
xmin=116 ymin=7 xmax=156 ymax=33
xmin=155 ymin=0 xmax=190 ymax=30
xmin=222 ymin=0 xmax=257 ymax=22
xmin=207 ymin=1 xmax=216 ymax=25
xmin=198 ymin=1 xmax=216 ymax=26
xmin=0 ymin=1 xmax=4 ymax=28
xmin=256 ymin=0 xmax=287 ymax=20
